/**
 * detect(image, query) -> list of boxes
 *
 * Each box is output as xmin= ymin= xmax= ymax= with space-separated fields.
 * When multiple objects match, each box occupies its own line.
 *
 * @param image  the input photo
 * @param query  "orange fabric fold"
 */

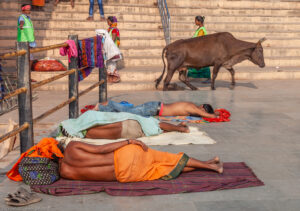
xmin=114 ymin=145 xmax=183 ymax=183
xmin=6 ymin=137 xmax=64 ymax=181
xmin=32 ymin=0 xmax=45 ymax=6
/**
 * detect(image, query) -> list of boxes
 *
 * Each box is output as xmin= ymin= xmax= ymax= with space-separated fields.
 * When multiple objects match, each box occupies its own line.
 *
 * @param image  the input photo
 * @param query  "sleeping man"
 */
xmin=59 ymin=140 xmax=223 ymax=182
xmin=57 ymin=110 xmax=189 ymax=139
xmin=93 ymin=100 xmax=219 ymax=118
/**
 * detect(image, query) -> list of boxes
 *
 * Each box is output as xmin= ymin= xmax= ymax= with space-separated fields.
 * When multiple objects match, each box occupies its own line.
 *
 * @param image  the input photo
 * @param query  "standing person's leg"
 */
xmin=70 ymin=0 xmax=74 ymax=8
xmin=97 ymin=0 xmax=105 ymax=20
xmin=87 ymin=0 xmax=94 ymax=21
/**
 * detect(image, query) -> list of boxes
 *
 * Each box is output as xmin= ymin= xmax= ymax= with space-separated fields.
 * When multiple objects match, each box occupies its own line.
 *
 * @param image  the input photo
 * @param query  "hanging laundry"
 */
xmin=77 ymin=35 xmax=104 ymax=81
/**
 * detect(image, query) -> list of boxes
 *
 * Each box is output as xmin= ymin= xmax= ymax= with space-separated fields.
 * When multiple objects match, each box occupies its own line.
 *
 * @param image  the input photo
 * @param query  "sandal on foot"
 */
xmin=5 ymin=187 xmax=42 ymax=207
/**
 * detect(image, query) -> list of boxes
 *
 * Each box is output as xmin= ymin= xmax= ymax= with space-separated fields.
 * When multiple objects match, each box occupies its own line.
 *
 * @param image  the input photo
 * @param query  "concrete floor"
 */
xmin=0 ymin=80 xmax=300 ymax=211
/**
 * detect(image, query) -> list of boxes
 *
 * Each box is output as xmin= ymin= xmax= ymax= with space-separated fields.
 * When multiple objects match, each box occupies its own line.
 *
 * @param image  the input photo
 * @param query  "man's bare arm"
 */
xmin=69 ymin=140 xmax=148 ymax=154
xmin=19 ymin=21 xmax=24 ymax=30
xmin=191 ymin=106 xmax=217 ymax=118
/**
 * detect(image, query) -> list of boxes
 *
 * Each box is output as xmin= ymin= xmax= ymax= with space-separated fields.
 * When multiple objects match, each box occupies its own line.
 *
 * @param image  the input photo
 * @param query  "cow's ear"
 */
xmin=258 ymin=37 xmax=266 ymax=44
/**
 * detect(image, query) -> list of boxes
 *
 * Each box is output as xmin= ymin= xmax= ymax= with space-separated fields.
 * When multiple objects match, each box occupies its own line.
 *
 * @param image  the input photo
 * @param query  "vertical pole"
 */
xmin=68 ymin=35 xmax=79 ymax=118
xmin=99 ymin=66 xmax=107 ymax=103
xmin=17 ymin=42 xmax=33 ymax=153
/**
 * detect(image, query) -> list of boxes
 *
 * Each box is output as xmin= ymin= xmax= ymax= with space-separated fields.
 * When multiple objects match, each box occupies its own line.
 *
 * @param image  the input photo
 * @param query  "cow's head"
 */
xmin=250 ymin=38 xmax=266 ymax=68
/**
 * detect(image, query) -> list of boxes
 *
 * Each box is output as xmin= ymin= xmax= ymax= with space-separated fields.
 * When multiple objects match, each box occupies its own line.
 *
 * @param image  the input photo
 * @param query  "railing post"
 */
xmin=68 ymin=35 xmax=79 ymax=118
xmin=99 ymin=65 xmax=107 ymax=103
xmin=17 ymin=42 xmax=33 ymax=153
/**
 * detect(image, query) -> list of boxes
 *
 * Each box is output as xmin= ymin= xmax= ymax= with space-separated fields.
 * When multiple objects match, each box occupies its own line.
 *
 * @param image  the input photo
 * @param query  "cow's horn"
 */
xmin=259 ymin=37 xmax=267 ymax=43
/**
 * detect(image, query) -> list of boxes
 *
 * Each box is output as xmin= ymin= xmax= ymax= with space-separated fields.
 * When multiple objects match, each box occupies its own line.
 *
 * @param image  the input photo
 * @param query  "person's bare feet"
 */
xmin=100 ymin=17 xmax=106 ymax=21
xmin=216 ymin=162 xmax=223 ymax=173
xmin=177 ymin=122 xmax=190 ymax=133
xmin=210 ymin=162 xmax=223 ymax=173
xmin=54 ymin=0 xmax=59 ymax=6
xmin=86 ymin=16 xmax=94 ymax=21
xmin=71 ymin=0 xmax=74 ymax=8
xmin=205 ymin=156 xmax=220 ymax=164
xmin=93 ymin=103 xmax=99 ymax=111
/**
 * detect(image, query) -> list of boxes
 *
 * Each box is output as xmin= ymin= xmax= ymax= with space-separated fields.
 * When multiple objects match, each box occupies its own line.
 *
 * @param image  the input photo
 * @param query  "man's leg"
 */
xmin=159 ymin=122 xmax=190 ymax=133
xmin=87 ymin=0 xmax=94 ymax=21
xmin=183 ymin=157 xmax=223 ymax=173
xmin=97 ymin=0 xmax=105 ymax=20
xmin=116 ymin=101 xmax=159 ymax=116
xmin=95 ymin=101 xmax=159 ymax=116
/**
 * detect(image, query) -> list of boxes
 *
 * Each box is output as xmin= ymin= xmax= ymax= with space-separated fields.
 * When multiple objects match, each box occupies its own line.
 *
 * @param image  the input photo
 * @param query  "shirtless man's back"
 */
xmin=162 ymin=102 xmax=217 ymax=118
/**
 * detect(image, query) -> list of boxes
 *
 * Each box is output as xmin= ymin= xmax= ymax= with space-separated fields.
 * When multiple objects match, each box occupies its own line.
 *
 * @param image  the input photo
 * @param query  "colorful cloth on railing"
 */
xmin=77 ymin=36 xmax=104 ymax=81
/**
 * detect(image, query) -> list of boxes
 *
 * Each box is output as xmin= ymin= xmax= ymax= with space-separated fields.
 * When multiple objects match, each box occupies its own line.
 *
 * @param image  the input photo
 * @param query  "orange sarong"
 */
xmin=114 ymin=145 xmax=189 ymax=183
xmin=7 ymin=137 xmax=64 ymax=181
xmin=32 ymin=0 xmax=45 ymax=6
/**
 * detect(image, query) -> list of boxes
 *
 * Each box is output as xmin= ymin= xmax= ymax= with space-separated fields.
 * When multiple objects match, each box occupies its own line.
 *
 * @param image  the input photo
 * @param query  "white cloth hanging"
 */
xmin=95 ymin=29 xmax=122 ymax=61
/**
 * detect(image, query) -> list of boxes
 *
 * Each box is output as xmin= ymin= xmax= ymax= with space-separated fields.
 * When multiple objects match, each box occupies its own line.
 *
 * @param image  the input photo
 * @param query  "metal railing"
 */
xmin=0 ymin=35 xmax=107 ymax=153
xmin=157 ymin=0 xmax=171 ymax=45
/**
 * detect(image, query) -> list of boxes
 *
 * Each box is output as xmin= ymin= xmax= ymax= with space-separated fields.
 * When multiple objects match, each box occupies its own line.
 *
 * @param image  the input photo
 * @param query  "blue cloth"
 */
xmin=89 ymin=0 xmax=104 ymax=17
xmin=58 ymin=110 xmax=163 ymax=138
xmin=98 ymin=101 xmax=160 ymax=116
xmin=18 ymin=15 xmax=36 ymax=48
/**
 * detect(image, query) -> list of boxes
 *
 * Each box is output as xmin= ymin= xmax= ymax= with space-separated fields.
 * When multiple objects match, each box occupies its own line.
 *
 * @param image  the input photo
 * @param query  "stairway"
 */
xmin=0 ymin=0 xmax=300 ymax=92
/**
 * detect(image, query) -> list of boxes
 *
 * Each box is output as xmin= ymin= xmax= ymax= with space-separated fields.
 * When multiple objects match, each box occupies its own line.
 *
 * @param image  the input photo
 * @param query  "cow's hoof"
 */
xmin=211 ymin=87 xmax=216 ymax=90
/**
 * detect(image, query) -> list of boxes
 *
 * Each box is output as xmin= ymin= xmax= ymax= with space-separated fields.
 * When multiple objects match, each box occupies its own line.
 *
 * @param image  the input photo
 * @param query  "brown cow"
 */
xmin=155 ymin=32 xmax=266 ymax=90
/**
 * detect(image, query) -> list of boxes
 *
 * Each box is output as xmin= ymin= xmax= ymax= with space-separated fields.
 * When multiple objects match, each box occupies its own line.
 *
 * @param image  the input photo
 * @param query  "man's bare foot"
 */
xmin=177 ymin=122 xmax=190 ymax=133
xmin=86 ymin=16 xmax=94 ymax=21
xmin=71 ymin=1 xmax=74 ymax=8
xmin=205 ymin=156 xmax=220 ymax=164
xmin=217 ymin=162 xmax=223 ymax=173
xmin=93 ymin=103 xmax=99 ymax=111
xmin=100 ymin=17 xmax=106 ymax=21
xmin=210 ymin=162 xmax=223 ymax=173
xmin=54 ymin=0 xmax=59 ymax=6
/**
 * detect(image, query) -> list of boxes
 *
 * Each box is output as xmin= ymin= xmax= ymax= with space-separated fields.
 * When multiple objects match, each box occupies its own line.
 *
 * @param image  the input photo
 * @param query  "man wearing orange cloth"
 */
xmin=59 ymin=140 xmax=223 ymax=183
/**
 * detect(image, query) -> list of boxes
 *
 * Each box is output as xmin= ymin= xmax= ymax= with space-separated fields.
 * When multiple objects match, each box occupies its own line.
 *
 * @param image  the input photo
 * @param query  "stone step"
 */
xmin=2 ymin=44 xmax=299 ymax=58
xmin=2 ymin=54 xmax=300 ymax=69
xmin=0 ymin=0 xmax=156 ymax=7
xmin=31 ymin=67 xmax=172 ymax=83
xmin=0 ymin=19 xmax=161 ymax=30
xmin=171 ymin=21 xmax=300 ymax=31
xmin=0 ymin=2 xmax=159 ymax=14
xmin=0 ymin=28 xmax=164 ymax=39
xmin=168 ymin=0 xmax=300 ymax=10
xmin=3 ymin=0 xmax=300 ymax=12
xmin=171 ymin=30 xmax=300 ymax=39
xmin=30 ymin=66 xmax=300 ymax=91
xmin=3 ymin=36 xmax=300 ymax=50
xmin=3 ymin=18 xmax=300 ymax=35
xmin=171 ymin=15 xmax=300 ymax=23
xmin=3 ymin=7 xmax=300 ymax=24
xmin=0 ymin=11 xmax=162 ymax=22
xmin=168 ymin=7 xmax=300 ymax=17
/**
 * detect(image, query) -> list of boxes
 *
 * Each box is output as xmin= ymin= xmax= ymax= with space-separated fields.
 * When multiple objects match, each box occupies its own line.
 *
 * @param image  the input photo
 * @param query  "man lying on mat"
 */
xmin=59 ymin=140 xmax=223 ymax=182
xmin=93 ymin=101 xmax=219 ymax=118
xmin=57 ymin=110 xmax=189 ymax=139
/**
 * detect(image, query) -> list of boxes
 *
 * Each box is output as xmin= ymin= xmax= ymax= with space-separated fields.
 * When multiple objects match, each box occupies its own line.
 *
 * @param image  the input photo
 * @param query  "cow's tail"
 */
xmin=155 ymin=46 xmax=167 ymax=89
